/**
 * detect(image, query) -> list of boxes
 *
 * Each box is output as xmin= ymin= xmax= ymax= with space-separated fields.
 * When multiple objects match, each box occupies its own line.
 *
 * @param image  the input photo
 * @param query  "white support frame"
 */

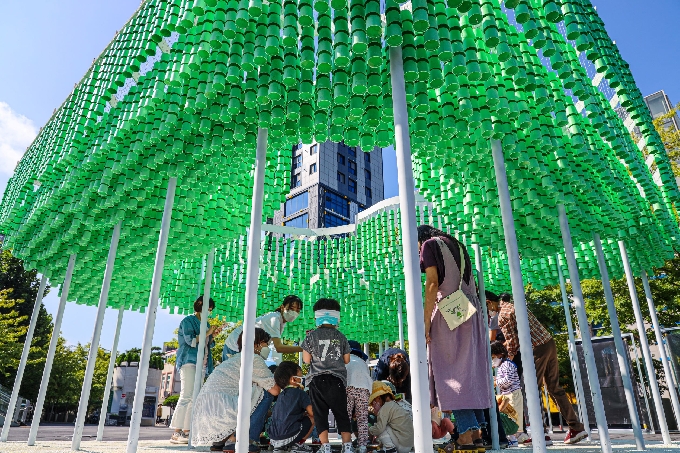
xmin=97 ymin=306 xmax=125 ymax=441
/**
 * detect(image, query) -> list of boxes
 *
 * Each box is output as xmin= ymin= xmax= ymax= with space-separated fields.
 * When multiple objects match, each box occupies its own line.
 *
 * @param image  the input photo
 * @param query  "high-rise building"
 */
xmin=273 ymin=141 xmax=384 ymax=229
xmin=644 ymin=90 xmax=679 ymax=131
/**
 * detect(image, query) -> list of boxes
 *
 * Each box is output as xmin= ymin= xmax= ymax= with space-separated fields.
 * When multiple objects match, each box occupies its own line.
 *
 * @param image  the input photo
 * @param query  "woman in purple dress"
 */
xmin=418 ymin=225 xmax=493 ymax=450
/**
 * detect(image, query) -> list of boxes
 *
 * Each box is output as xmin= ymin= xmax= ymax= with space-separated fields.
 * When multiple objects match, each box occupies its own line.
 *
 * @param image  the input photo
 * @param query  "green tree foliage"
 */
xmin=116 ymin=347 xmax=164 ymax=369
xmin=652 ymin=103 xmax=680 ymax=178
xmin=0 ymin=250 xmax=53 ymax=402
xmin=525 ymin=255 xmax=680 ymax=394
xmin=162 ymin=394 xmax=179 ymax=408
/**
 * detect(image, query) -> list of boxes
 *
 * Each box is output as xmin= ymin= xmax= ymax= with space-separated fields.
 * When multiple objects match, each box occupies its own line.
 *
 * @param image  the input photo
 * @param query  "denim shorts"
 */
xmin=451 ymin=409 xmax=487 ymax=435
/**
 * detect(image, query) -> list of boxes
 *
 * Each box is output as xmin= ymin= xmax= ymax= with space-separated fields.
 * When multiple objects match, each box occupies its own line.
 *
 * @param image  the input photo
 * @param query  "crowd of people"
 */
xmin=165 ymin=225 xmax=589 ymax=453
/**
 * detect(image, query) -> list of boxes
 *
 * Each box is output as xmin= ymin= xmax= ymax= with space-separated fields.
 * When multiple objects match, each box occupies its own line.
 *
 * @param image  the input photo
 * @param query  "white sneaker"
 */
xmin=516 ymin=433 xmax=530 ymax=444
xmin=358 ymin=446 xmax=367 ymax=453
xmin=320 ymin=444 xmax=333 ymax=453
xmin=170 ymin=431 xmax=189 ymax=444
xmin=342 ymin=442 xmax=354 ymax=453
xmin=291 ymin=444 xmax=314 ymax=453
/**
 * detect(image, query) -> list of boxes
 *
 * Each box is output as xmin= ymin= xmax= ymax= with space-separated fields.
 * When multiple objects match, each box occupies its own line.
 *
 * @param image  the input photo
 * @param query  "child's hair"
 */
xmin=490 ymin=341 xmax=508 ymax=359
xmin=274 ymin=361 xmax=302 ymax=389
xmin=237 ymin=327 xmax=271 ymax=352
xmin=194 ymin=296 xmax=216 ymax=313
xmin=485 ymin=290 xmax=499 ymax=302
xmin=376 ymin=393 xmax=394 ymax=404
xmin=313 ymin=298 xmax=340 ymax=312
xmin=499 ymin=293 xmax=512 ymax=302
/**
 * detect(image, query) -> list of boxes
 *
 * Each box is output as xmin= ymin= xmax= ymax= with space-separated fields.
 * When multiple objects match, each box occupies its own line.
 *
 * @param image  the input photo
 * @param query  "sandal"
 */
xmin=442 ymin=440 xmax=478 ymax=452
xmin=211 ymin=444 xmax=226 ymax=452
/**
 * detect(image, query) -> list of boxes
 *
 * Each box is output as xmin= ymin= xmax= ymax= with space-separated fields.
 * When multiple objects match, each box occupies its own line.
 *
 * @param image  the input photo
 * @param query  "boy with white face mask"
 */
xmin=224 ymin=295 xmax=304 ymax=361
xmin=491 ymin=341 xmax=524 ymax=445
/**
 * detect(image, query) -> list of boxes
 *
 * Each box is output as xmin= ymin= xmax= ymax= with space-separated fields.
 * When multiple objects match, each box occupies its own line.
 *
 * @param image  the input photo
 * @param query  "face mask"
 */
xmin=489 ymin=310 xmax=498 ymax=317
xmin=259 ymin=346 xmax=270 ymax=359
xmin=283 ymin=309 xmax=299 ymax=323
xmin=492 ymin=358 xmax=502 ymax=368
xmin=315 ymin=310 xmax=340 ymax=326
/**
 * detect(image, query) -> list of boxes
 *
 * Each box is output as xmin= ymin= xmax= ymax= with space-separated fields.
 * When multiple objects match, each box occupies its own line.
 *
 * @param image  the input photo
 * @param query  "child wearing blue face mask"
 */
xmin=301 ymin=298 xmax=353 ymax=453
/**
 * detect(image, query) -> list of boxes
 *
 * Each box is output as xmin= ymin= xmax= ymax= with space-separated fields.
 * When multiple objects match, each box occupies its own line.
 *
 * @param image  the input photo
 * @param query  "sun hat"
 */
xmin=369 ymin=381 xmax=394 ymax=404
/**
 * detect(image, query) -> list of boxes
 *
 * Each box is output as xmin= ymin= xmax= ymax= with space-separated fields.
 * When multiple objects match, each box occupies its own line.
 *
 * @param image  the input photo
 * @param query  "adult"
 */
xmin=224 ymin=295 xmax=304 ymax=361
xmin=418 ymin=225 xmax=493 ymax=449
xmin=497 ymin=293 xmax=587 ymax=445
xmin=170 ymin=296 xmax=221 ymax=444
xmin=485 ymin=291 xmax=504 ymax=343
xmin=373 ymin=348 xmax=412 ymax=403
xmin=191 ymin=328 xmax=280 ymax=452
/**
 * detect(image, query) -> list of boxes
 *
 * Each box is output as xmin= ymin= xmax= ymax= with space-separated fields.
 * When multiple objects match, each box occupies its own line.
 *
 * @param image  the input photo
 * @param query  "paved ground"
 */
xmin=4 ymin=425 xmax=680 ymax=453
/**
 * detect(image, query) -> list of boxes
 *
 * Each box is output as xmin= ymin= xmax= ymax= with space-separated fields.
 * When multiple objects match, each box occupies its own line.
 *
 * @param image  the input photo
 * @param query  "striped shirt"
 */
xmin=496 ymin=359 xmax=521 ymax=395
xmin=497 ymin=301 xmax=552 ymax=357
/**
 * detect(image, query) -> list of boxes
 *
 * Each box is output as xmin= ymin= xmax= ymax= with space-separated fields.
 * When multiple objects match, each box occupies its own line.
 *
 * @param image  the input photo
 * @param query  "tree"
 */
xmin=0 ymin=250 xmax=53 ymax=402
xmin=652 ymin=103 xmax=680 ymax=178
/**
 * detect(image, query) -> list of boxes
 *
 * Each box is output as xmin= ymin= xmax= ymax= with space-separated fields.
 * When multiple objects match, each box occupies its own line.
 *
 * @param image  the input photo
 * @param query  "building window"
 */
xmin=325 ymin=212 xmax=350 ymax=227
xmin=293 ymin=155 xmax=302 ymax=169
xmin=365 ymin=187 xmax=372 ymax=198
xmin=337 ymin=172 xmax=345 ymax=184
xmin=325 ymin=191 xmax=350 ymax=217
xmin=348 ymin=147 xmax=357 ymax=158
xmin=349 ymin=179 xmax=357 ymax=193
xmin=291 ymin=174 xmax=302 ymax=188
xmin=337 ymin=153 xmax=345 ymax=165
xmin=310 ymin=144 xmax=318 ymax=155
xmin=365 ymin=153 xmax=370 ymax=164
xmin=364 ymin=169 xmax=371 ymax=180
xmin=349 ymin=160 xmax=357 ymax=176
xmin=285 ymin=213 xmax=309 ymax=228
xmin=285 ymin=191 xmax=308 ymax=216
xmin=310 ymin=163 xmax=317 ymax=174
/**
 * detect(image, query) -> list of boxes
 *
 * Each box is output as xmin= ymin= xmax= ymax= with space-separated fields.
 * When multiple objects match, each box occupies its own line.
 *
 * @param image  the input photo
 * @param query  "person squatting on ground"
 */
xmin=496 ymin=292 xmax=587 ymax=445
xmin=346 ymin=340 xmax=373 ymax=453
xmin=190 ymin=328 xmax=280 ymax=452
xmin=267 ymin=361 xmax=315 ymax=453
xmin=430 ymin=406 xmax=455 ymax=440
xmin=170 ymin=296 xmax=222 ymax=444
xmin=302 ymin=298 xmax=354 ymax=453
xmin=373 ymin=348 xmax=412 ymax=403
xmin=368 ymin=381 xmax=415 ymax=453
xmin=491 ymin=341 xmax=524 ymax=444
xmin=224 ymin=295 xmax=304 ymax=360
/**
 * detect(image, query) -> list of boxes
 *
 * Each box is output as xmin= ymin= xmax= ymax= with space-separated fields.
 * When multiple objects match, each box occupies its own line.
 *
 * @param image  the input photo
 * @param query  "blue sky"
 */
xmin=0 ymin=0 xmax=678 ymax=351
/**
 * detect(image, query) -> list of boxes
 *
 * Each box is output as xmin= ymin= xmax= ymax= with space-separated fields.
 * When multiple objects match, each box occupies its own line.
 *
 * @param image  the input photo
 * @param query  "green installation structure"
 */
xmin=0 ymin=0 xmax=679 ymax=452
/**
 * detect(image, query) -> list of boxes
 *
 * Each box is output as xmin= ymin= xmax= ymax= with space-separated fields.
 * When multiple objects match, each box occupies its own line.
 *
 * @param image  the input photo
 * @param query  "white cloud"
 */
xmin=0 ymin=102 xmax=37 ymax=177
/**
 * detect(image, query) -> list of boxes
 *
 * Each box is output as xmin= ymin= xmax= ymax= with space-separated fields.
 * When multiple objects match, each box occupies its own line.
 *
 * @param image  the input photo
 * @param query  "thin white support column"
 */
xmin=641 ymin=269 xmax=680 ymax=428
xmin=543 ymin=384 xmax=553 ymax=434
xmin=234 ymin=127 xmax=268 ymax=453
xmin=618 ymin=241 xmax=670 ymax=443
xmin=390 ymin=45 xmax=434 ymax=453
xmin=491 ymin=139 xmax=545 ymax=453
xmin=593 ymin=234 xmax=644 ymax=449
xmin=556 ymin=256 xmax=590 ymax=440
xmin=1 ymin=275 xmax=48 ymax=442
xmin=472 ymin=244 xmax=499 ymax=451
xmin=97 ymin=306 xmax=124 ymax=441
xmin=126 ymin=177 xmax=177 ymax=453
xmin=557 ymin=205 xmax=611 ymax=453
xmin=188 ymin=248 xmax=215 ymax=448
xmin=363 ymin=343 xmax=370 ymax=357
xmin=379 ymin=341 xmax=384 ymax=357
xmin=28 ymin=253 xmax=76 ymax=446
xmin=384 ymin=339 xmax=389 ymax=351
xmin=631 ymin=339 xmax=655 ymax=432
xmin=72 ymin=221 xmax=122 ymax=450
xmin=299 ymin=339 xmax=304 ymax=368
xmin=397 ymin=299 xmax=405 ymax=348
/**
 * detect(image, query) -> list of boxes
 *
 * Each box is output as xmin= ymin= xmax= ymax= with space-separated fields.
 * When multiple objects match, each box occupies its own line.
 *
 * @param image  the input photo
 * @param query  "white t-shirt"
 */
xmin=345 ymin=355 xmax=373 ymax=391
xmin=225 ymin=312 xmax=284 ymax=352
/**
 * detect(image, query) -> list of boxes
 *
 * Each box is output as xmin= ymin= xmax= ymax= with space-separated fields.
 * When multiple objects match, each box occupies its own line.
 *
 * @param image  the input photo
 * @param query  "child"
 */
xmin=496 ymin=395 xmax=520 ymax=448
xmin=346 ymin=340 xmax=373 ymax=453
xmin=491 ymin=341 xmax=524 ymax=443
xmin=268 ymin=361 xmax=315 ymax=453
xmin=301 ymin=298 xmax=353 ymax=453
xmin=368 ymin=381 xmax=414 ymax=453
xmin=430 ymin=406 xmax=455 ymax=440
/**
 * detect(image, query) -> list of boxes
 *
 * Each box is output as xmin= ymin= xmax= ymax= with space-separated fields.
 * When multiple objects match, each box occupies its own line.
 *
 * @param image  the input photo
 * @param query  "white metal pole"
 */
xmin=491 ymin=139 xmax=545 ymax=453
xmin=188 ymin=248 xmax=215 ymax=448
xmin=72 ymin=221 xmax=122 ymax=450
xmin=618 ymin=240 xmax=670 ymax=443
xmin=97 ymin=306 xmax=124 ymax=441
xmin=28 ymin=253 xmax=76 ymax=446
xmin=556 ymin=256 xmax=591 ymax=439
xmin=641 ymin=269 xmax=680 ymax=428
xmin=397 ymin=299 xmax=404 ymax=348
xmin=1 ymin=274 xmax=48 ymax=442
xmin=631 ymin=339 xmax=655 ymax=432
xmin=389 ymin=45 xmax=434 ymax=453
xmin=126 ymin=177 xmax=177 ymax=453
xmin=593 ymin=234 xmax=644 ymax=449
xmin=473 ymin=244 xmax=499 ymax=451
xmin=557 ymin=205 xmax=611 ymax=453
xmin=384 ymin=339 xmax=389 ymax=351
xmin=234 ymin=127 xmax=268 ymax=453
xmin=543 ymin=384 xmax=553 ymax=434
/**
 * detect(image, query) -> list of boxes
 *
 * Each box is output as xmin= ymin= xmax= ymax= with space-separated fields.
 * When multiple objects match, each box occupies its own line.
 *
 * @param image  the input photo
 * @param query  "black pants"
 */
xmin=308 ymin=374 xmax=352 ymax=434
xmin=283 ymin=417 xmax=314 ymax=447
xmin=482 ymin=406 xmax=508 ymax=444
